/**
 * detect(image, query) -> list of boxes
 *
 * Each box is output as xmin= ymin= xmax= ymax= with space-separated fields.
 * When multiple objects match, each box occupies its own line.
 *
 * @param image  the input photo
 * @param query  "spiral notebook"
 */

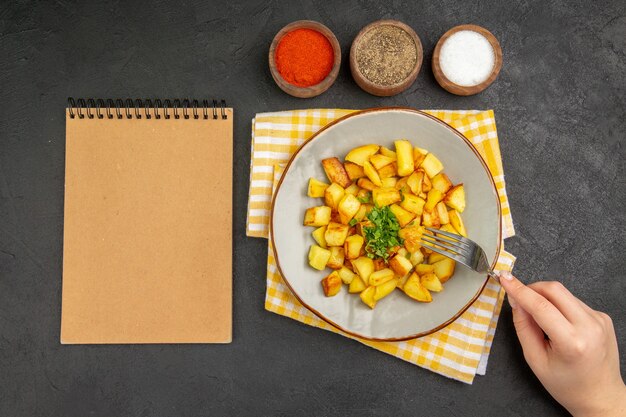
xmin=61 ymin=98 xmax=233 ymax=344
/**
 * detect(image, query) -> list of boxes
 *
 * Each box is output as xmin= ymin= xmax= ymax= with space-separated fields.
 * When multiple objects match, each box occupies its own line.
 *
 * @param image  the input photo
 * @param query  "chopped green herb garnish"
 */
xmin=349 ymin=218 xmax=358 ymax=227
xmin=363 ymin=206 xmax=404 ymax=262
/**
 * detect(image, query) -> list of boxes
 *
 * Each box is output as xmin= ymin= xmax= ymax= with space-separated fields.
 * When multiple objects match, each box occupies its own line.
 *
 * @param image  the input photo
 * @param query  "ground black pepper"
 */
xmin=355 ymin=25 xmax=417 ymax=86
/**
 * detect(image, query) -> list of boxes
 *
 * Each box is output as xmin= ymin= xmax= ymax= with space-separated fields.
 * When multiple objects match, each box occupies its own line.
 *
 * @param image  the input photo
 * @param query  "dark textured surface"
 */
xmin=1 ymin=0 xmax=624 ymax=415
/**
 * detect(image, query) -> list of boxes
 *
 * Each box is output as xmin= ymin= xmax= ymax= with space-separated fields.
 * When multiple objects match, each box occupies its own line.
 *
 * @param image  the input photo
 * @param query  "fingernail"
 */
xmin=508 ymin=295 xmax=517 ymax=309
xmin=500 ymin=271 xmax=514 ymax=281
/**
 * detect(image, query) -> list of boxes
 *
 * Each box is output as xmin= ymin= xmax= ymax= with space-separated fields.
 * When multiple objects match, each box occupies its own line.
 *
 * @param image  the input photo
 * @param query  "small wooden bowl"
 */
xmin=350 ymin=20 xmax=423 ymax=97
xmin=268 ymin=20 xmax=341 ymax=98
xmin=432 ymin=24 xmax=502 ymax=96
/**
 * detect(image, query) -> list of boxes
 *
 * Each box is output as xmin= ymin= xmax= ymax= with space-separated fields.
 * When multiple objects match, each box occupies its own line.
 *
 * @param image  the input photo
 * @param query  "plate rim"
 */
xmin=270 ymin=107 xmax=503 ymax=341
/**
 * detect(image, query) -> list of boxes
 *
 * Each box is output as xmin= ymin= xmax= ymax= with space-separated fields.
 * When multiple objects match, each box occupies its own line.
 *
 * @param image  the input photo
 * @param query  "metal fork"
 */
xmin=420 ymin=227 xmax=500 ymax=282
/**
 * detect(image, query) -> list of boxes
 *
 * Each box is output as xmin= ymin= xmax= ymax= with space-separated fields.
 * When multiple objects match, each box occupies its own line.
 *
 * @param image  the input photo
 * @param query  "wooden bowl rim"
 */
xmin=349 ymin=19 xmax=423 ymax=97
xmin=432 ymin=24 xmax=502 ymax=96
xmin=268 ymin=20 xmax=341 ymax=98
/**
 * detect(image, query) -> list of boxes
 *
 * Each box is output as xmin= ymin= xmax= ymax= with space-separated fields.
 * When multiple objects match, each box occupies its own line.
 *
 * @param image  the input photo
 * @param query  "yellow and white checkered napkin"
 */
xmin=247 ymin=109 xmax=516 ymax=383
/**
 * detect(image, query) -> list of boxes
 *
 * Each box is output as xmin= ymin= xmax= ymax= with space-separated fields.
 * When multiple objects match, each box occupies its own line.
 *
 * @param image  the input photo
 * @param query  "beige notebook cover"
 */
xmin=61 ymin=101 xmax=233 ymax=344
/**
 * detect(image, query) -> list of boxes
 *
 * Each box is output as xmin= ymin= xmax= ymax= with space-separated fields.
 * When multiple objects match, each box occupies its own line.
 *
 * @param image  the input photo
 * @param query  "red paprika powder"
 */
xmin=275 ymin=28 xmax=334 ymax=87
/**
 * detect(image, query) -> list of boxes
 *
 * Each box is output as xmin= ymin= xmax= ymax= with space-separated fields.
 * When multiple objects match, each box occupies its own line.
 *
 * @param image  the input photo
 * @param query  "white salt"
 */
xmin=439 ymin=30 xmax=495 ymax=87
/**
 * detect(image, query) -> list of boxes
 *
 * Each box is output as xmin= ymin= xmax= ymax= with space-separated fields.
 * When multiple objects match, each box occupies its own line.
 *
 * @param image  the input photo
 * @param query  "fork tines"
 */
xmin=420 ymin=227 xmax=471 ymax=264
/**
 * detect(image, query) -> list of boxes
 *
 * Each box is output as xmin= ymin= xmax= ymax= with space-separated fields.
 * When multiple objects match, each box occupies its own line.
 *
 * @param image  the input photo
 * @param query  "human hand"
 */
xmin=499 ymin=272 xmax=626 ymax=417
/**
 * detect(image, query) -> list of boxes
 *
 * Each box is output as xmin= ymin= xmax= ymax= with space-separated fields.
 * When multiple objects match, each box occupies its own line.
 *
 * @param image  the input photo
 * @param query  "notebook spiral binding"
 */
xmin=67 ymin=97 xmax=228 ymax=120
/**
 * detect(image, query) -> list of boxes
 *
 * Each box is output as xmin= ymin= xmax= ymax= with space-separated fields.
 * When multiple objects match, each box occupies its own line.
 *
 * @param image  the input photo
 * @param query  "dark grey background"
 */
xmin=1 ymin=0 xmax=624 ymax=416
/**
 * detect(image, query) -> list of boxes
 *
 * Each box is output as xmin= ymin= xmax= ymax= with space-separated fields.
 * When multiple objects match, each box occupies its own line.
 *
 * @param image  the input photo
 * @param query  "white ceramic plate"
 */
xmin=271 ymin=108 xmax=501 ymax=341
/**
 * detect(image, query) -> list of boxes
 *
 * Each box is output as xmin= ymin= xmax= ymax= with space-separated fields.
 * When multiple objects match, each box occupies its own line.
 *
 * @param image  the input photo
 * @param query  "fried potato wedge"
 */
xmin=439 ymin=223 xmax=458 ymax=235
xmin=379 ymin=146 xmax=397 ymax=159
xmin=344 ymin=161 xmax=366 ymax=181
xmin=444 ymin=184 xmax=466 ymax=213
xmin=421 ymin=273 xmax=443 ymax=292
xmin=363 ymin=160 xmax=383 ymax=187
xmin=409 ymin=250 xmax=425 ymax=266
xmin=381 ymin=177 xmax=398 ymax=188
xmin=370 ymin=154 xmax=395 ymax=170
xmin=398 ymin=225 xmax=423 ymax=253
xmin=424 ymin=189 xmax=444 ymax=213
xmin=369 ymin=268 xmax=395 ymax=286
xmin=421 ymin=170 xmax=432 ymax=192
xmin=397 ymin=272 xmax=410 ymax=290
xmin=428 ymin=252 xmax=447 ymax=264
xmin=448 ymin=209 xmax=467 ymax=237
xmin=338 ymin=266 xmax=357 ymax=285
xmin=353 ymin=204 xmax=368 ymax=222
xmin=414 ymin=150 xmax=426 ymax=168
xmin=406 ymin=171 xmax=423 ymax=195
xmin=395 ymin=176 xmax=409 ymax=192
xmin=415 ymin=263 xmax=435 ymax=275
xmin=432 ymin=258 xmax=456 ymax=283
xmin=348 ymin=275 xmax=367 ymax=293
xmin=351 ymin=256 xmax=375 ymax=285
xmin=322 ymin=271 xmax=342 ymax=296
xmin=377 ymin=163 xmax=398 ymax=178
xmin=357 ymin=177 xmax=377 ymax=191
xmin=435 ymin=201 xmax=450 ymax=225
xmin=338 ymin=194 xmax=361 ymax=224
xmin=389 ymin=204 xmax=416 ymax=228
xmin=389 ymin=254 xmax=413 ymax=277
xmin=304 ymin=206 xmax=332 ymax=227
xmin=308 ymin=177 xmax=329 ymax=198
xmin=421 ymin=210 xmax=440 ymax=228
xmin=308 ymin=245 xmax=331 ymax=270
xmin=395 ymin=140 xmax=415 ymax=177
xmin=324 ymin=183 xmax=345 ymax=210
xmin=322 ymin=157 xmax=352 ymax=188
xmin=373 ymin=258 xmax=386 ymax=271
xmin=360 ymin=286 xmax=377 ymax=308
xmin=344 ymin=234 xmax=364 ymax=260
xmin=312 ymin=225 xmax=327 ymax=248
xmin=374 ymin=278 xmax=398 ymax=300
xmin=403 ymin=272 xmax=432 ymax=302
xmin=421 ymin=153 xmax=444 ymax=178
xmin=400 ymin=193 xmax=425 ymax=215
xmin=326 ymin=246 xmax=345 ymax=269
xmin=324 ymin=222 xmax=350 ymax=246
xmin=372 ymin=187 xmax=401 ymax=207
xmin=345 ymin=145 xmax=380 ymax=166
xmin=344 ymin=183 xmax=359 ymax=196
xmin=431 ymin=173 xmax=452 ymax=194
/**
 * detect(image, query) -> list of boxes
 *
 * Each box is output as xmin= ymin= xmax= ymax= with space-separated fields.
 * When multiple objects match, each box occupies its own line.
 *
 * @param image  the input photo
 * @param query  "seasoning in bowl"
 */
xmin=275 ymin=28 xmax=334 ymax=87
xmin=439 ymin=31 xmax=494 ymax=86
xmin=350 ymin=20 xmax=423 ymax=96
xmin=269 ymin=20 xmax=341 ymax=98
xmin=432 ymin=25 xmax=503 ymax=96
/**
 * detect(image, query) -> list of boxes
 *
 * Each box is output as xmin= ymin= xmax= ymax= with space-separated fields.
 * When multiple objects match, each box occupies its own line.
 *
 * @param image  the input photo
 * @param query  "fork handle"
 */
xmin=487 ymin=270 xmax=500 ymax=283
